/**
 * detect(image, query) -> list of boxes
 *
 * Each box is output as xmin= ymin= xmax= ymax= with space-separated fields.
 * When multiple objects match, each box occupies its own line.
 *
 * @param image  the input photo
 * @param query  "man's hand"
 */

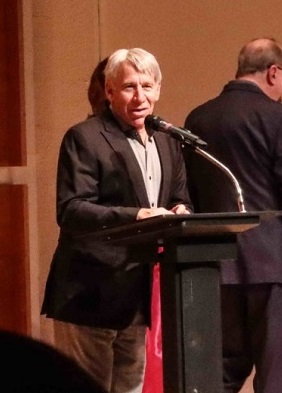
xmin=137 ymin=205 xmax=191 ymax=220
xmin=137 ymin=207 xmax=174 ymax=220
xmin=170 ymin=204 xmax=191 ymax=215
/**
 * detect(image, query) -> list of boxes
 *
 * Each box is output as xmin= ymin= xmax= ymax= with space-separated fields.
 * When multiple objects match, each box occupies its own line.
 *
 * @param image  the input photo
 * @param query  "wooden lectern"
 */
xmin=93 ymin=212 xmax=263 ymax=393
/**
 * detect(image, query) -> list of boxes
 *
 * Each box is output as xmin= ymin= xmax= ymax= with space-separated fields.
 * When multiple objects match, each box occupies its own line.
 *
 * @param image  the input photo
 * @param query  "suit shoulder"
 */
xmin=62 ymin=116 xmax=104 ymax=140
xmin=70 ymin=115 xmax=103 ymax=132
xmin=185 ymin=98 xmax=216 ymax=125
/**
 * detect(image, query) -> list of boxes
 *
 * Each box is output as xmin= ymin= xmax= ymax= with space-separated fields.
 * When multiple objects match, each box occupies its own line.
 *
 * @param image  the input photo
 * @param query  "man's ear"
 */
xmin=267 ymin=65 xmax=277 ymax=86
xmin=155 ymin=83 xmax=161 ymax=101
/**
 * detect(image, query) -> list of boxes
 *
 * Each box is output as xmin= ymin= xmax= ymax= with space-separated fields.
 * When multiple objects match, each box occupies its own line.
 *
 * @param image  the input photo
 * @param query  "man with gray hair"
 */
xmin=184 ymin=37 xmax=282 ymax=393
xmin=41 ymin=47 xmax=192 ymax=393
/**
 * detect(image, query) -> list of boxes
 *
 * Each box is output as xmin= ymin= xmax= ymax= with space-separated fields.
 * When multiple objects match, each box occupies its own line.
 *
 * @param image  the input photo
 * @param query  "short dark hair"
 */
xmin=235 ymin=37 xmax=282 ymax=78
xmin=87 ymin=57 xmax=109 ymax=116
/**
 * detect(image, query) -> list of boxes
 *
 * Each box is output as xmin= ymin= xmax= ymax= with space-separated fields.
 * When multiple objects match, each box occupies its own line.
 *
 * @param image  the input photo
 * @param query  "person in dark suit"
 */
xmin=41 ymin=47 xmax=193 ymax=393
xmin=87 ymin=56 xmax=164 ymax=393
xmin=184 ymin=37 xmax=282 ymax=393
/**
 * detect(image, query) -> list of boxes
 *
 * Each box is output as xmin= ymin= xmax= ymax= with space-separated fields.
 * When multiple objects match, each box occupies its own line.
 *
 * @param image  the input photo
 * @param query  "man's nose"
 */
xmin=133 ymin=87 xmax=146 ymax=102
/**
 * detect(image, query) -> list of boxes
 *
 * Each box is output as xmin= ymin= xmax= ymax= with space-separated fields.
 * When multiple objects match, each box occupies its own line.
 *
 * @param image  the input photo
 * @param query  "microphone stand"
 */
xmin=183 ymin=141 xmax=246 ymax=213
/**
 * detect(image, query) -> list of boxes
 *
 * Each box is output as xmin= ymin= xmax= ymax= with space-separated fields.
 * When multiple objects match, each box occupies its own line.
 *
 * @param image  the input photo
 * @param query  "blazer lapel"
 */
xmin=101 ymin=117 xmax=150 ymax=207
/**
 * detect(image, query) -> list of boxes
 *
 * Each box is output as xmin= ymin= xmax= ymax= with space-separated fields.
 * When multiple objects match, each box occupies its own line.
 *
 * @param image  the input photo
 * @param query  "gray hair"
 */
xmin=236 ymin=37 xmax=282 ymax=78
xmin=104 ymin=48 xmax=162 ymax=84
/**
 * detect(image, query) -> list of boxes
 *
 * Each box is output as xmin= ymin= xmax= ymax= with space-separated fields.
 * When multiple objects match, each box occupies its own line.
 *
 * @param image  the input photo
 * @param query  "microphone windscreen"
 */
xmin=145 ymin=115 xmax=161 ymax=131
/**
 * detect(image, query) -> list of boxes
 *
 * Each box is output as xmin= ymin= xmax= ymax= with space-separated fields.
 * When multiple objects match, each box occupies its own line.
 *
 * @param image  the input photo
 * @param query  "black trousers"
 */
xmin=221 ymin=283 xmax=282 ymax=393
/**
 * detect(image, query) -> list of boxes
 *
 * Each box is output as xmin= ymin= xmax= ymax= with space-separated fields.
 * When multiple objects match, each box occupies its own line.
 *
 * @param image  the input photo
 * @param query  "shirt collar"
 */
xmin=109 ymin=107 xmax=155 ymax=143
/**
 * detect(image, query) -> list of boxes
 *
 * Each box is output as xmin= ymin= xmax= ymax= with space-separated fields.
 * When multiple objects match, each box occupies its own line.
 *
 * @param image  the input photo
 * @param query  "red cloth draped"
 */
xmin=142 ymin=263 xmax=163 ymax=393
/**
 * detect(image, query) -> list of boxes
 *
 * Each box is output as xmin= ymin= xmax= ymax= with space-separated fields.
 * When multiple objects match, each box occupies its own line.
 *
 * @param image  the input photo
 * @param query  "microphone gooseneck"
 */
xmin=193 ymin=146 xmax=246 ymax=212
xmin=145 ymin=114 xmax=246 ymax=213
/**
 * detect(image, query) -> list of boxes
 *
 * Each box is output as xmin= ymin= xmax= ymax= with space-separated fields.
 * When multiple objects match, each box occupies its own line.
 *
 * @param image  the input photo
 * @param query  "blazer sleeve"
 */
xmin=56 ymin=124 xmax=139 ymax=234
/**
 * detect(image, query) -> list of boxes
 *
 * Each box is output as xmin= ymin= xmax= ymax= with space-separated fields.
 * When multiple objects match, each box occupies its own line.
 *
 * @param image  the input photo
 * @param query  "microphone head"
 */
xmin=144 ymin=115 xmax=163 ymax=131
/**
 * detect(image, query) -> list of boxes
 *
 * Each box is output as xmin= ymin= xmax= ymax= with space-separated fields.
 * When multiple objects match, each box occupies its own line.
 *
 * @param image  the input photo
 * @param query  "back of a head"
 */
xmin=235 ymin=37 xmax=282 ymax=78
xmin=104 ymin=47 xmax=162 ymax=85
xmin=0 ymin=330 xmax=109 ymax=393
xmin=88 ymin=57 xmax=109 ymax=116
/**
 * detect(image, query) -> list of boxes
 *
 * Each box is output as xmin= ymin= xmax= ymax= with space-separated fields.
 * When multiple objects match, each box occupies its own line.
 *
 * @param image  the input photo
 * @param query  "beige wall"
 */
xmin=30 ymin=0 xmax=100 ymax=341
xmin=23 ymin=1 xmax=282 ymax=392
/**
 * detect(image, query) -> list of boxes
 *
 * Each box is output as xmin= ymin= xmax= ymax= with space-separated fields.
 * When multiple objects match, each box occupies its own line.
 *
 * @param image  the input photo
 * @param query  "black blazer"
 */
xmin=41 ymin=110 xmax=192 ymax=329
xmin=184 ymin=81 xmax=282 ymax=284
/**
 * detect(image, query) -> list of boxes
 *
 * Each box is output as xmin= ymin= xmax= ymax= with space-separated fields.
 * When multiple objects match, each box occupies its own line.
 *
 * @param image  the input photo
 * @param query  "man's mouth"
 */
xmin=131 ymin=108 xmax=148 ymax=116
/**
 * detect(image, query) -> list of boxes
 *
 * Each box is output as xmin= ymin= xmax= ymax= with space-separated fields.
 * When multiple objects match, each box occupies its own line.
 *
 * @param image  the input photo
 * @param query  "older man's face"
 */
xmin=106 ymin=61 xmax=160 ymax=131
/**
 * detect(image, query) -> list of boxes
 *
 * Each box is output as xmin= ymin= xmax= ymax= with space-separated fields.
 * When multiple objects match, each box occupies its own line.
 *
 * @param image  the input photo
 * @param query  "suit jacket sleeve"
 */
xmin=56 ymin=119 xmax=140 ymax=234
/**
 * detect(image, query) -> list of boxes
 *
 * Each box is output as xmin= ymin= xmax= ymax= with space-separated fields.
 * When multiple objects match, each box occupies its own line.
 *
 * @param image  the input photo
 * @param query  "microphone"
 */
xmin=145 ymin=115 xmax=208 ymax=148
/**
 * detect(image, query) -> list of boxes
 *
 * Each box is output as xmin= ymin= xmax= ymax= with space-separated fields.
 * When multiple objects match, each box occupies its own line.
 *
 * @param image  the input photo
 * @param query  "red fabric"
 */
xmin=142 ymin=263 xmax=163 ymax=393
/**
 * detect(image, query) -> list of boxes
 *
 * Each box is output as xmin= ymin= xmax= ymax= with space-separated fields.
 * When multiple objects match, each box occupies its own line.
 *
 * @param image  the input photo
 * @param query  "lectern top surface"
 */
xmin=81 ymin=211 xmax=282 ymax=244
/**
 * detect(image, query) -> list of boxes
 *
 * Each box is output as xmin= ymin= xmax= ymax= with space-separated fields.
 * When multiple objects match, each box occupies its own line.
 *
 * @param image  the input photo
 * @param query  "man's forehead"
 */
xmin=110 ymin=62 xmax=155 ymax=80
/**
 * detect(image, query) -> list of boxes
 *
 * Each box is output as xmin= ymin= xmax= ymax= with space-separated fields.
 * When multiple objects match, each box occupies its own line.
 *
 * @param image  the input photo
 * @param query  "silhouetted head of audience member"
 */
xmin=88 ymin=57 xmax=109 ymax=116
xmin=0 ymin=329 xmax=109 ymax=393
